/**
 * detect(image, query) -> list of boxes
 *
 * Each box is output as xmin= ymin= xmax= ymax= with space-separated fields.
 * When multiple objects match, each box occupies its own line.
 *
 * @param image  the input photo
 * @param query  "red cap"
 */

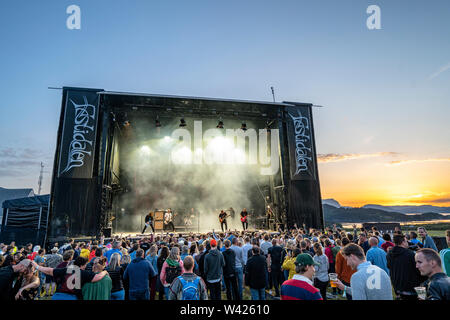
xmin=210 ymin=239 xmax=217 ymax=247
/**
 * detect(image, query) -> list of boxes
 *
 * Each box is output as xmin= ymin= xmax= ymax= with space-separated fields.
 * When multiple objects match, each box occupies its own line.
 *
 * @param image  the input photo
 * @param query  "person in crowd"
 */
xmin=222 ymin=240 xmax=240 ymax=300
xmin=157 ymin=245 xmax=169 ymax=300
xmin=312 ymin=242 xmax=329 ymax=300
xmin=335 ymin=237 xmax=355 ymax=300
xmin=168 ymin=256 xmax=208 ymax=300
xmin=245 ymin=246 xmax=268 ymax=300
xmin=80 ymin=243 xmax=90 ymax=260
xmin=242 ymin=237 xmax=252 ymax=266
xmin=146 ymin=244 xmax=159 ymax=299
xmin=120 ymin=254 xmax=131 ymax=300
xmin=439 ymin=230 xmax=450 ymax=277
xmin=14 ymin=262 xmax=40 ymax=300
xmin=267 ymin=238 xmax=283 ymax=298
xmin=0 ymin=259 xmax=34 ymax=300
xmin=203 ymin=239 xmax=225 ymax=300
xmin=105 ymin=241 xmax=123 ymax=263
xmin=160 ymin=246 xmax=184 ymax=299
xmin=260 ymin=234 xmax=272 ymax=256
xmin=300 ymin=240 xmax=313 ymax=257
xmin=417 ymin=227 xmax=438 ymax=251
xmin=124 ymin=248 xmax=157 ymax=300
xmin=415 ymin=248 xmax=450 ymax=300
xmin=280 ymin=253 xmax=322 ymax=300
xmin=366 ymin=237 xmax=390 ymax=276
xmin=282 ymin=248 xmax=301 ymax=280
xmin=334 ymin=243 xmax=393 ymax=300
xmin=43 ymin=247 xmax=63 ymax=297
xmin=106 ymin=253 xmax=125 ymax=300
xmin=387 ymin=234 xmax=427 ymax=300
xmin=381 ymin=233 xmax=395 ymax=253
xmin=358 ymin=233 xmax=370 ymax=254
xmin=86 ymin=248 xmax=103 ymax=272
xmin=230 ymin=237 xmax=244 ymax=300
xmin=32 ymin=256 xmax=108 ymax=300
xmin=409 ymin=231 xmax=423 ymax=247
xmin=82 ymin=257 xmax=112 ymax=300
xmin=34 ymin=248 xmax=46 ymax=297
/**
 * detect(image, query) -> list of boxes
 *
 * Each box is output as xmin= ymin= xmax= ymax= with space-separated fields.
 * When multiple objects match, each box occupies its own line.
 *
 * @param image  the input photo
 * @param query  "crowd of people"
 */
xmin=0 ymin=225 xmax=449 ymax=301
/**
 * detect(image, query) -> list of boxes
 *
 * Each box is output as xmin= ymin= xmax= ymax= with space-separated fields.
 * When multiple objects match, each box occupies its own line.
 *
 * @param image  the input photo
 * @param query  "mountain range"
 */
xmin=321 ymin=199 xmax=450 ymax=224
xmin=322 ymin=198 xmax=450 ymax=214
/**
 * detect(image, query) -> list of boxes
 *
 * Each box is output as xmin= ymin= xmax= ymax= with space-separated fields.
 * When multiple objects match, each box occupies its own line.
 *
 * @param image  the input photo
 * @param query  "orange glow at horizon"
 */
xmin=318 ymin=157 xmax=450 ymax=207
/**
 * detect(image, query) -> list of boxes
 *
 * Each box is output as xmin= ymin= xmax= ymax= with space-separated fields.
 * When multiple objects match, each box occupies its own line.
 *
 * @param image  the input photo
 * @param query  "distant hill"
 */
xmin=322 ymin=199 xmax=341 ymax=208
xmin=362 ymin=204 xmax=450 ymax=214
xmin=322 ymin=204 xmax=450 ymax=224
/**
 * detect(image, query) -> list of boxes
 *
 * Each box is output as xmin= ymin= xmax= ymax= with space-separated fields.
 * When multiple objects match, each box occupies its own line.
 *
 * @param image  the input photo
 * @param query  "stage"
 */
xmin=46 ymin=87 xmax=324 ymax=244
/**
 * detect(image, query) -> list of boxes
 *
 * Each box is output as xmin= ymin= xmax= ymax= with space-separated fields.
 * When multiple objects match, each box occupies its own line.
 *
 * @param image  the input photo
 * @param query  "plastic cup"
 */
xmin=329 ymin=273 xmax=338 ymax=288
xmin=414 ymin=287 xmax=426 ymax=300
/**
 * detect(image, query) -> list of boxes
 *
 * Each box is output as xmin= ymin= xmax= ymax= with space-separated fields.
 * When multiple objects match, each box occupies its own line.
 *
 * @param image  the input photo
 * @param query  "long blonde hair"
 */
xmin=109 ymin=252 xmax=121 ymax=270
xmin=168 ymin=247 xmax=180 ymax=261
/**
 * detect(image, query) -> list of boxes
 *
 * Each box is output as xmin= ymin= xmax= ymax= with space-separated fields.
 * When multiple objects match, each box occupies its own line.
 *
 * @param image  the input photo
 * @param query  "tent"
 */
xmin=0 ymin=194 xmax=50 ymax=247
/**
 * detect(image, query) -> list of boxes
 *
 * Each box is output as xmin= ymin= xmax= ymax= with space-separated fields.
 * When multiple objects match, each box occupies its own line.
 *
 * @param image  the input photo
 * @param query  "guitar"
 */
xmin=240 ymin=215 xmax=248 ymax=223
xmin=164 ymin=211 xmax=172 ymax=224
xmin=219 ymin=212 xmax=229 ymax=223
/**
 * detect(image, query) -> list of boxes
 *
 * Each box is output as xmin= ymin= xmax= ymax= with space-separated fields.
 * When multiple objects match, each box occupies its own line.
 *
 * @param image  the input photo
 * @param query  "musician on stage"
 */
xmin=164 ymin=208 xmax=175 ymax=232
xmin=219 ymin=210 xmax=228 ymax=232
xmin=228 ymin=207 xmax=235 ymax=220
xmin=240 ymin=208 xmax=249 ymax=231
xmin=142 ymin=211 xmax=154 ymax=234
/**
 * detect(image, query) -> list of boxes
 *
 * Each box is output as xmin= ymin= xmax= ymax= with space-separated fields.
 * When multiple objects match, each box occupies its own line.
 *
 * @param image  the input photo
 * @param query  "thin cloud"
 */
xmin=387 ymin=158 xmax=450 ymax=166
xmin=428 ymin=62 xmax=450 ymax=80
xmin=318 ymin=152 xmax=398 ymax=163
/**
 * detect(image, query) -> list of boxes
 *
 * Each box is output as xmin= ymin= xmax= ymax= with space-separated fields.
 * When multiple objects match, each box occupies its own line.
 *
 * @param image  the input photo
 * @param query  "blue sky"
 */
xmin=0 ymin=0 xmax=449 ymax=205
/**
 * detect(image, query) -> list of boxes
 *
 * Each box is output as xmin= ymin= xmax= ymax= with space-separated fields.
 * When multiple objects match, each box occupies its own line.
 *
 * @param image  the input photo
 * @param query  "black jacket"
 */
xmin=425 ymin=273 xmax=450 ymax=300
xmin=222 ymin=248 xmax=237 ymax=277
xmin=386 ymin=246 xmax=427 ymax=293
xmin=245 ymin=254 xmax=267 ymax=289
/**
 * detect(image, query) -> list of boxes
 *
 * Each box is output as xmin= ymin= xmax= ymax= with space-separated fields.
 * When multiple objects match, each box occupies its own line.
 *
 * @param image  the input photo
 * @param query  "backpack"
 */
xmin=166 ymin=264 xmax=182 ymax=284
xmin=178 ymin=276 xmax=200 ymax=300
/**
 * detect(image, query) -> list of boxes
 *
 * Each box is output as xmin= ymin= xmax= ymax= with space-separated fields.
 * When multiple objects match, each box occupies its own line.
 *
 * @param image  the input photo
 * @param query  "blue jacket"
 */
xmin=105 ymin=248 xmax=122 ymax=263
xmin=366 ymin=246 xmax=389 ymax=276
xmin=124 ymin=257 xmax=157 ymax=292
xmin=423 ymin=235 xmax=438 ymax=251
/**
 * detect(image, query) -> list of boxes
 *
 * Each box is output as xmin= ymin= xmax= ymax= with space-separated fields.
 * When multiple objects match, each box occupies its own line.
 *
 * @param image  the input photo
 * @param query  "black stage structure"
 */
xmin=46 ymin=87 xmax=323 ymax=243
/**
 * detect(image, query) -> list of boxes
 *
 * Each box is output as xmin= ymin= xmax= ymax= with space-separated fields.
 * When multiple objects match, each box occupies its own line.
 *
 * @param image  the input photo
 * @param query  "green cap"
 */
xmin=295 ymin=253 xmax=319 ymax=266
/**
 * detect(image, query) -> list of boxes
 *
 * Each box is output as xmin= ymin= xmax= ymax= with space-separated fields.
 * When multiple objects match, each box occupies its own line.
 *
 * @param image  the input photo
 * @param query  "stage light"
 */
xmin=179 ymin=118 xmax=187 ymax=127
xmin=216 ymin=118 xmax=224 ymax=129
xmin=240 ymin=122 xmax=247 ymax=131
xmin=140 ymin=146 xmax=151 ymax=155
xmin=164 ymin=136 xmax=172 ymax=142
xmin=171 ymin=146 xmax=192 ymax=164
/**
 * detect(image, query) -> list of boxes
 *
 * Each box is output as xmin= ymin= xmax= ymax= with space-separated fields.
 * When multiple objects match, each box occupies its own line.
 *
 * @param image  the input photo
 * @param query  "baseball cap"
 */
xmin=295 ymin=253 xmax=319 ymax=267
xmin=210 ymin=239 xmax=217 ymax=247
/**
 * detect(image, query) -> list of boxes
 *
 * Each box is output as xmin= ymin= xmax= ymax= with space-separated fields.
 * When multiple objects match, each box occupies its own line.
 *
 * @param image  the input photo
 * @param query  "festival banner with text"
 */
xmin=58 ymin=89 xmax=100 ymax=179
xmin=286 ymin=105 xmax=316 ymax=181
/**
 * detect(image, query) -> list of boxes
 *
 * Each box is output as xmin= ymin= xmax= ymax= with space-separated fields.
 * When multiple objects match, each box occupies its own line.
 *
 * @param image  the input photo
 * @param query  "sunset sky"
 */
xmin=0 ymin=0 xmax=449 ymax=207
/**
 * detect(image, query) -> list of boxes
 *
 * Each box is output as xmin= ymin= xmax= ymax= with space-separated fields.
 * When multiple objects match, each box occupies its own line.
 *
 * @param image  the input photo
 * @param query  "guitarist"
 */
xmin=240 ymin=208 xmax=249 ymax=231
xmin=164 ymin=209 xmax=175 ymax=232
xmin=219 ymin=210 xmax=228 ymax=232
xmin=142 ymin=211 xmax=154 ymax=234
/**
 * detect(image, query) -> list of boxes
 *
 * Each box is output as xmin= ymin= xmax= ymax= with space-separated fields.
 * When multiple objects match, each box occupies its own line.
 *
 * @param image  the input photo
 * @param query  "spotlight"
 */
xmin=240 ymin=122 xmax=247 ymax=131
xmin=216 ymin=117 xmax=224 ymax=129
xmin=179 ymin=117 xmax=187 ymax=127
xmin=155 ymin=116 xmax=161 ymax=127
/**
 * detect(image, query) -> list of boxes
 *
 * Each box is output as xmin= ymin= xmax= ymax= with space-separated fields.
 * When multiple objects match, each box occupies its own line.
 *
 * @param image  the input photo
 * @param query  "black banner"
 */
xmin=58 ymin=89 xmax=100 ymax=179
xmin=285 ymin=105 xmax=316 ymax=181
